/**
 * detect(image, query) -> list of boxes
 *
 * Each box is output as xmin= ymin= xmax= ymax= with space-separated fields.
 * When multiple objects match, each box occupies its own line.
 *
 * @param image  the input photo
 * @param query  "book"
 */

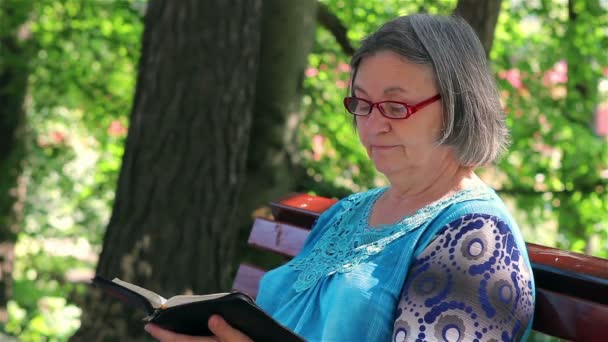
xmin=92 ymin=276 xmax=305 ymax=342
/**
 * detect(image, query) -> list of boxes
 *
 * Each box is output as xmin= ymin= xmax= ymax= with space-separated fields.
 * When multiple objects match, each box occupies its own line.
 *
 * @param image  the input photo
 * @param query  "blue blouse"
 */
xmin=256 ymin=185 xmax=535 ymax=341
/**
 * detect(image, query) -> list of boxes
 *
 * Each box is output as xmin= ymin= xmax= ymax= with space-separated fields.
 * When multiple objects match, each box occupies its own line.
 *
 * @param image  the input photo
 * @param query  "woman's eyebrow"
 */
xmin=352 ymin=85 xmax=368 ymax=95
xmin=384 ymin=86 xmax=408 ymax=94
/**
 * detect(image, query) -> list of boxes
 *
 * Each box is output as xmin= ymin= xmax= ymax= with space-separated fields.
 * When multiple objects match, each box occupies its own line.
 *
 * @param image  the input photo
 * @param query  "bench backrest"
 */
xmin=233 ymin=193 xmax=608 ymax=341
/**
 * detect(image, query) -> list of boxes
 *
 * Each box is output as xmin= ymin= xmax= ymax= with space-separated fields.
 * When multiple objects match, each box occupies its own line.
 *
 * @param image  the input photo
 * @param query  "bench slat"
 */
xmin=232 ymin=264 xmax=264 ymax=298
xmin=532 ymin=263 xmax=608 ymax=305
xmin=527 ymin=242 xmax=608 ymax=282
xmin=248 ymin=218 xmax=309 ymax=257
xmin=533 ymin=288 xmax=608 ymax=340
xmin=270 ymin=193 xmax=337 ymax=228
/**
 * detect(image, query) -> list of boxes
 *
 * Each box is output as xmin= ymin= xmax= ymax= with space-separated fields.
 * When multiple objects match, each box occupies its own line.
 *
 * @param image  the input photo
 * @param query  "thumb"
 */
xmin=208 ymin=315 xmax=253 ymax=342
xmin=144 ymin=323 xmax=177 ymax=341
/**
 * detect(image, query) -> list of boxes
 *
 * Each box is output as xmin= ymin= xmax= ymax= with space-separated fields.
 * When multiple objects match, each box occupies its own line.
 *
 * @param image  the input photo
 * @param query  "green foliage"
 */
xmin=26 ymin=1 xmax=141 ymax=244
xmin=7 ymin=235 xmax=87 ymax=340
xmin=489 ymin=0 xmax=608 ymax=255
xmin=23 ymin=0 xmax=141 ymax=244
xmin=4 ymin=0 xmax=143 ymax=339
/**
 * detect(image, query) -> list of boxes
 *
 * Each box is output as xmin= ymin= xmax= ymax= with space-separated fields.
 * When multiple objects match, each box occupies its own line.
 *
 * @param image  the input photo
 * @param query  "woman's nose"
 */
xmin=364 ymin=106 xmax=391 ymax=132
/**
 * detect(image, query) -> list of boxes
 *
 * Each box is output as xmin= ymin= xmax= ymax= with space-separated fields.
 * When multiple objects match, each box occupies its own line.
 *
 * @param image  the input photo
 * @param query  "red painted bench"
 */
xmin=233 ymin=193 xmax=608 ymax=341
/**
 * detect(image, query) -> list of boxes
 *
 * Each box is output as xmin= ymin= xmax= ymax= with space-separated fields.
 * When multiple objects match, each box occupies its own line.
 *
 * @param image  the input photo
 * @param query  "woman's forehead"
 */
xmin=353 ymin=53 xmax=437 ymax=95
xmin=353 ymin=84 xmax=409 ymax=95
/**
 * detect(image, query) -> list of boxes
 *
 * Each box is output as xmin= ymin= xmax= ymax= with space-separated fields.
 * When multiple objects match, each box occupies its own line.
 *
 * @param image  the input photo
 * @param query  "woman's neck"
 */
xmin=384 ymin=164 xmax=480 ymax=212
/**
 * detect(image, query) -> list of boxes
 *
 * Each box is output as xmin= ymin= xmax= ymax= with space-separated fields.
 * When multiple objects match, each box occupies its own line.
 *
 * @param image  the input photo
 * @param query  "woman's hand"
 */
xmin=145 ymin=315 xmax=254 ymax=342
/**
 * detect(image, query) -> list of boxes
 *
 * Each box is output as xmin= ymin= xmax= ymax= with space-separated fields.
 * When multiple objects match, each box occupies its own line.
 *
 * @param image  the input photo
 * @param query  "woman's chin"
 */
xmin=372 ymin=162 xmax=403 ymax=177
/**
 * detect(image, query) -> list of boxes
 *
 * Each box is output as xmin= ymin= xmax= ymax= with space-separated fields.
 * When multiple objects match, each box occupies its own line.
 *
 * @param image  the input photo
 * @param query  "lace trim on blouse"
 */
xmin=288 ymin=186 xmax=493 ymax=293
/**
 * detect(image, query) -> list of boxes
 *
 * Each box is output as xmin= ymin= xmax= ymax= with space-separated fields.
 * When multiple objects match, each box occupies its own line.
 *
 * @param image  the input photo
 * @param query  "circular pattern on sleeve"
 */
xmin=393 ymin=214 xmax=534 ymax=342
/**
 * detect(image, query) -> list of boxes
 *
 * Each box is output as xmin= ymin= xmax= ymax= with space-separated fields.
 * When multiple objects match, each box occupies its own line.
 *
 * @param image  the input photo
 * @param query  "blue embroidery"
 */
xmin=288 ymin=187 xmax=493 ymax=293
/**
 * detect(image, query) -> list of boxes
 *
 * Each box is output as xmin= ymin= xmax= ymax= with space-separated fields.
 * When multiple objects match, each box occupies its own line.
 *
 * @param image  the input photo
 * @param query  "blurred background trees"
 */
xmin=0 ymin=0 xmax=606 ymax=340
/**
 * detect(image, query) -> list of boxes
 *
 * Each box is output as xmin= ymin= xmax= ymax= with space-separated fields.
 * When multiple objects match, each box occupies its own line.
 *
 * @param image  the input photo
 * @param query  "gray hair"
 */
xmin=350 ymin=14 xmax=509 ymax=167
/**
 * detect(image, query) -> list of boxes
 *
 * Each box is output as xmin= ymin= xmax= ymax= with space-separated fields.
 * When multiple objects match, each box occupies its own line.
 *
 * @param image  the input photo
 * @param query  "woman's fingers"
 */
xmin=208 ymin=315 xmax=254 ymax=342
xmin=144 ymin=316 xmax=252 ymax=342
xmin=144 ymin=323 xmax=218 ymax=342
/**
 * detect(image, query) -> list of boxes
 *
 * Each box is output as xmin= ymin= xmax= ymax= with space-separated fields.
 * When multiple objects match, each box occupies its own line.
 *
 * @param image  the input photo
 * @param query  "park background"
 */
xmin=1 ymin=0 xmax=607 ymax=341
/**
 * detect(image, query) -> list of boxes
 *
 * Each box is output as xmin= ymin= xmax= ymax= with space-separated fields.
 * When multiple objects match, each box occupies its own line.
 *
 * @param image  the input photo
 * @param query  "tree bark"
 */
xmin=0 ymin=1 xmax=33 ymax=323
xmin=454 ymin=0 xmax=502 ymax=57
xmin=71 ymin=0 xmax=262 ymax=340
xmin=237 ymin=0 xmax=318 ymax=258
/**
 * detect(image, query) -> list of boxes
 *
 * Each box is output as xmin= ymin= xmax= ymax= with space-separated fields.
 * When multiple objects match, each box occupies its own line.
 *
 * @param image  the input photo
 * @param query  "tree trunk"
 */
xmin=0 ymin=1 xmax=33 ymax=323
xmin=71 ymin=0 xmax=262 ymax=340
xmin=454 ymin=0 xmax=502 ymax=57
xmin=237 ymin=0 xmax=317 ymax=259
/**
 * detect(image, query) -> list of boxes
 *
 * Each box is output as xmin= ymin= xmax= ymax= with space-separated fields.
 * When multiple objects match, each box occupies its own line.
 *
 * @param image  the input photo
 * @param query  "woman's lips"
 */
xmin=371 ymin=145 xmax=398 ymax=150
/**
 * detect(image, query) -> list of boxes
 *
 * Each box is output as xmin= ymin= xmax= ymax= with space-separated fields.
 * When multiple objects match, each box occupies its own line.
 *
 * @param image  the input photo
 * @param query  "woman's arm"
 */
xmin=393 ymin=213 xmax=534 ymax=341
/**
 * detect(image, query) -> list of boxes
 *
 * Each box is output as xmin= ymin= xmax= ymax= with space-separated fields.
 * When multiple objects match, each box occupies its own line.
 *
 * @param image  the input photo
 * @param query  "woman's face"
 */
xmin=354 ymin=50 xmax=450 ymax=178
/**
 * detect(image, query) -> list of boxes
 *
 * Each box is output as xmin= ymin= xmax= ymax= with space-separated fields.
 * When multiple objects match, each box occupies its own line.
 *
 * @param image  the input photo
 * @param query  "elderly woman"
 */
xmin=146 ymin=13 xmax=535 ymax=342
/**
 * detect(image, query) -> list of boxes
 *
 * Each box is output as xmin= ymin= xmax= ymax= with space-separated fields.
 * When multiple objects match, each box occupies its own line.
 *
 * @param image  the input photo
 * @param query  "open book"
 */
xmin=92 ymin=276 xmax=304 ymax=342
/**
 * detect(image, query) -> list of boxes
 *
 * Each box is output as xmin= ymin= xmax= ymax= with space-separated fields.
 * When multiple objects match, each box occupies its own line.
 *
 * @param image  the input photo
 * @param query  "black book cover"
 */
xmin=92 ymin=276 xmax=305 ymax=342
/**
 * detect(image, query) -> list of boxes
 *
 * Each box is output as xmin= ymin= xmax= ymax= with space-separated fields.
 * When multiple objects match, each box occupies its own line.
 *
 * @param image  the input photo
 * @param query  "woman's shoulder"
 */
xmin=417 ymin=185 xmax=531 ymax=265
xmin=434 ymin=185 xmax=515 ymax=227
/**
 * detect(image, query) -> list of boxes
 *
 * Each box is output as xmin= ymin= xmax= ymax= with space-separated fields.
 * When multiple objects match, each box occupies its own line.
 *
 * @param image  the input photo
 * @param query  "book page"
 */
xmin=112 ymin=278 xmax=167 ymax=308
xmin=164 ymin=292 xmax=230 ymax=308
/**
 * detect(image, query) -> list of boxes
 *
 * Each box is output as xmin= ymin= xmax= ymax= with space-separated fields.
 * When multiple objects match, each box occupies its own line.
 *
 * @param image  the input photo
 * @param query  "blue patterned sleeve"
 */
xmin=392 ymin=214 xmax=534 ymax=342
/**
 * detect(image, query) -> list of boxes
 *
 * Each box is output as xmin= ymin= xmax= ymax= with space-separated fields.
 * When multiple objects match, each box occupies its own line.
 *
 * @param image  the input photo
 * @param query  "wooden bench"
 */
xmin=233 ymin=193 xmax=608 ymax=341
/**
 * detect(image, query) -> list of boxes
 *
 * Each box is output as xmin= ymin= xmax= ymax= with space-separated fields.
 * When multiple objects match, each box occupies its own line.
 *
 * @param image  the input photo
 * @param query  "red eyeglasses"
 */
xmin=343 ymin=94 xmax=441 ymax=119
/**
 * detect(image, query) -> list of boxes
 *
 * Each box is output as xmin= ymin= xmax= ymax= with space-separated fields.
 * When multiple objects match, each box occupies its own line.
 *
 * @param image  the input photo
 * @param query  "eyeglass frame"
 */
xmin=343 ymin=94 xmax=441 ymax=120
